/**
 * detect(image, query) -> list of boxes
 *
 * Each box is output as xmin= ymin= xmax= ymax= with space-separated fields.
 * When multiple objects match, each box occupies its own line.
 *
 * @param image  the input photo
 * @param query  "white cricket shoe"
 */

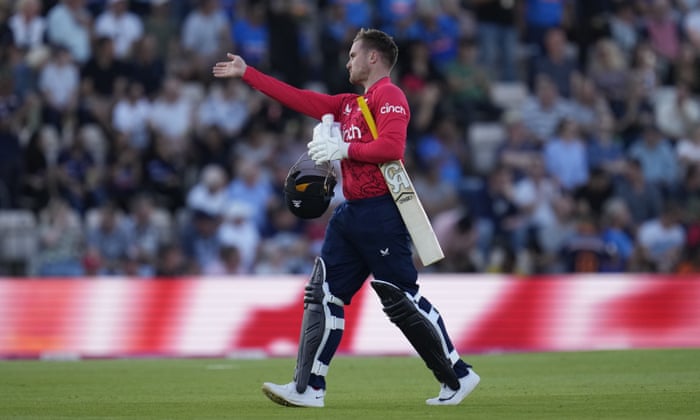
xmin=261 ymin=381 xmax=325 ymax=408
xmin=426 ymin=368 xmax=480 ymax=406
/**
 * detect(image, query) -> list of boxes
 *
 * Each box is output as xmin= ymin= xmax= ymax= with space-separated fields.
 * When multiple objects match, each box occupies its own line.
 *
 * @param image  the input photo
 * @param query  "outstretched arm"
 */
xmin=212 ymin=53 xmax=343 ymax=121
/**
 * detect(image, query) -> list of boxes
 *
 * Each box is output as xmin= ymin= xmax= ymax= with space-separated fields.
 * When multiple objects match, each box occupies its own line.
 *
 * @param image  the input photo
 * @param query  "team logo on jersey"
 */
xmin=344 ymin=103 xmax=352 ymax=115
xmin=343 ymin=125 xmax=362 ymax=141
xmin=380 ymin=102 xmax=407 ymax=115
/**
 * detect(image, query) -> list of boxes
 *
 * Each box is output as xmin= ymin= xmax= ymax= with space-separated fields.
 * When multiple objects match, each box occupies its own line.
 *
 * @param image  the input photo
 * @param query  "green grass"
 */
xmin=1 ymin=349 xmax=699 ymax=419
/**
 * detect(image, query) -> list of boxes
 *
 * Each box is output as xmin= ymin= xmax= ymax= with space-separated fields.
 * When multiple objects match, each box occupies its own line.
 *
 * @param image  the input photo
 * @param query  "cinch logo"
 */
xmin=343 ymin=125 xmax=362 ymax=141
xmin=380 ymin=103 xmax=406 ymax=115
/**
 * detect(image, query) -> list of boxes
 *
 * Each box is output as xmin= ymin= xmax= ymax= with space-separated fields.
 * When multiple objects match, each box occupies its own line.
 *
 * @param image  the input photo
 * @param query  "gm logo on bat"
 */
xmin=382 ymin=162 xmax=414 ymax=204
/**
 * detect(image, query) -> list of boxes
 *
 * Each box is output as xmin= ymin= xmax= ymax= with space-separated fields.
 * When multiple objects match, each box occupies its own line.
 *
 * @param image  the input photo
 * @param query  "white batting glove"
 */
xmin=307 ymin=114 xmax=348 ymax=164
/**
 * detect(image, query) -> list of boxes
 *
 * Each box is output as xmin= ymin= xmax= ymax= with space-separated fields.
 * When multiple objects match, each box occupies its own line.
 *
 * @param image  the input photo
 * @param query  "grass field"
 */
xmin=1 ymin=349 xmax=699 ymax=419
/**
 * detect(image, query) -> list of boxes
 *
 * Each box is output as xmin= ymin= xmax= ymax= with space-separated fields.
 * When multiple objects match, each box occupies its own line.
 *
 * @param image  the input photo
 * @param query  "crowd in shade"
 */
xmin=0 ymin=0 xmax=699 ymax=277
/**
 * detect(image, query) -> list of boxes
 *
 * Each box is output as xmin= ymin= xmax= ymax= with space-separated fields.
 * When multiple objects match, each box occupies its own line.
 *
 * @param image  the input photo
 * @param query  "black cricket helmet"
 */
xmin=284 ymin=152 xmax=337 ymax=219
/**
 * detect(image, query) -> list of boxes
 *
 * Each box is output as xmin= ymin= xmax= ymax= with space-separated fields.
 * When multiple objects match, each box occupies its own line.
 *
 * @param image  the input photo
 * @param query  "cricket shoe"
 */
xmin=261 ymin=381 xmax=325 ymax=408
xmin=426 ymin=368 xmax=480 ymax=406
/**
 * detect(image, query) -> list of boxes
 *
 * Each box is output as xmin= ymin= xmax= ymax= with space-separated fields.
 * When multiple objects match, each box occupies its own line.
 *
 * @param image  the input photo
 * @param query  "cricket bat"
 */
xmin=350 ymin=97 xmax=444 ymax=266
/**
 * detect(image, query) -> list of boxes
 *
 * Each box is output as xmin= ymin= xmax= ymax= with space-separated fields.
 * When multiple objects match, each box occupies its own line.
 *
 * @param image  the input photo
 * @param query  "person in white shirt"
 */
xmin=218 ymin=200 xmax=260 ymax=273
xmin=148 ymin=76 xmax=194 ymax=151
xmin=112 ymin=81 xmax=151 ymax=150
xmin=38 ymin=45 xmax=79 ymax=131
xmin=46 ymin=0 xmax=92 ymax=64
xmin=677 ymin=123 xmax=700 ymax=173
xmin=95 ymin=0 xmax=144 ymax=59
xmin=8 ymin=0 xmax=46 ymax=51
xmin=633 ymin=203 xmax=686 ymax=272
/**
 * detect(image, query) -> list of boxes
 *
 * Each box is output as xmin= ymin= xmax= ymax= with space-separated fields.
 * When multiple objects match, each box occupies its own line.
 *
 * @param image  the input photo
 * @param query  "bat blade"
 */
xmin=379 ymin=161 xmax=444 ymax=266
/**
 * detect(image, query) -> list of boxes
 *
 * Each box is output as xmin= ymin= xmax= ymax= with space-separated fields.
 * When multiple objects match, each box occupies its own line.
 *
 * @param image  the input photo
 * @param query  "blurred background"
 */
xmin=0 ymin=0 xmax=699 ymax=278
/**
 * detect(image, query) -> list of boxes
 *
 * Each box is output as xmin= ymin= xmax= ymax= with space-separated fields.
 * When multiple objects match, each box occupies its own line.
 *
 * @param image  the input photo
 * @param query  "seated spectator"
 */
xmin=226 ymin=158 xmax=274 ymax=230
xmin=520 ymin=74 xmax=574 ymax=144
xmin=123 ymin=194 xmax=167 ymax=276
xmin=586 ymin=112 xmax=627 ymax=178
xmin=20 ymin=127 xmax=57 ymax=212
xmin=569 ymin=74 xmax=609 ymax=136
xmin=559 ymin=216 xmax=609 ymax=273
xmin=8 ymin=0 xmax=46 ymax=52
xmin=187 ymin=163 xmax=229 ymax=217
xmin=443 ymin=37 xmax=501 ymax=127
xmin=614 ymin=158 xmax=663 ymax=227
xmin=33 ymin=198 xmax=84 ymax=276
xmin=513 ymin=155 xmax=561 ymax=232
xmin=127 ymin=34 xmax=166 ymax=99
xmin=627 ymin=123 xmax=679 ymax=193
xmin=574 ymin=167 xmax=615 ymax=220
xmin=218 ymin=201 xmax=260 ymax=273
xmin=528 ymin=193 xmax=577 ymax=273
xmin=415 ymin=116 xmax=468 ymax=188
xmin=529 ymin=26 xmax=578 ymax=98
xmin=399 ymin=40 xmax=445 ymax=138
xmin=587 ymin=38 xmax=629 ymax=108
xmin=105 ymin=136 xmax=143 ymax=211
xmin=181 ymin=0 xmax=231 ymax=81
xmin=86 ymin=201 xmax=130 ymax=275
xmin=148 ymin=76 xmax=194 ymax=153
xmin=111 ymin=81 xmax=151 ymax=151
xmin=46 ymin=0 xmax=92 ymax=64
xmin=55 ymin=128 xmax=104 ymax=214
xmin=543 ymin=118 xmax=589 ymax=191
xmin=654 ymin=81 xmax=700 ymax=141
xmin=143 ymin=135 xmax=186 ymax=212
xmin=600 ymin=198 xmax=635 ymax=272
xmin=94 ymin=0 xmax=144 ymax=60
xmin=196 ymin=79 xmax=254 ymax=139
xmin=38 ymin=45 xmax=79 ymax=134
xmin=630 ymin=202 xmax=686 ymax=272
xmin=181 ymin=208 xmax=222 ymax=275
xmin=231 ymin=2 xmax=269 ymax=69
xmin=496 ymin=110 xmax=541 ymax=181
xmin=676 ymin=123 xmax=700 ymax=175
xmin=414 ymin=6 xmax=460 ymax=71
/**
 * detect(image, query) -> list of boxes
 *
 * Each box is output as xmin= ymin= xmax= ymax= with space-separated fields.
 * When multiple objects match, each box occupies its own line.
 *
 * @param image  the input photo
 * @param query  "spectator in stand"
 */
xmin=186 ymin=163 xmax=229 ymax=217
xmin=399 ymin=40 xmax=445 ymax=138
xmin=472 ymin=0 xmax=519 ymax=82
xmin=143 ymin=0 xmax=179 ymax=61
xmin=105 ymin=135 xmax=143 ymax=211
xmin=586 ymin=112 xmax=627 ymax=179
xmin=8 ymin=0 xmax=45 ymax=52
xmin=613 ymin=47 xmax=657 ymax=146
xmin=86 ymin=201 xmax=130 ymax=275
xmin=33 ymin=197 xmax=84 ymax=276
xmin=20 ymin=127 xmax=57 ymax=213
xmin=319 ymin=2 xmax=357 ymax=94
xmin=543 ymin=118 xmax=589 ymax=191
xmin=197 ymin=79 xmax=253 ymax=139
xmin=231 ymin=1 xmax=269 ymax=69
xmin=123 ymin=194 xmax=167 ymax=276
xmin=568 ymin=74 xmax=609 ymax=136
xmin=127 ymin=34 xmax=166 ymax=99
xmin=46 ymin=0 xmax=92 ymax=64
xmin=520 ymin=74 xmax=573 ymax=144
xmin=627 ymin=123 xmax=679 ymax=194
xmin=495 ymin=110 xmax=540 ymax=181
xmin=155 ymin=243 xmax=191 ymax=276
xmin=226 ymin=157 xmax=275 ymax=231
xmin=522 ymin=0 xmax=571 ymax=54
xmin=148 ymin=76 xmax=194 ymax=153
xmin=94 ymin=0 xmax=144 ymax=60
xmin=432 ymin=206 xmax=480 ymax=272
xmin=415 ymin=116 xmax=468 ymax=189
xmin=608 ymin=1 xmax=640 ymax=59
xmin=181 ymin=208 xmax=223 ymax=275
xmin=559 ymin=216 xmax=609 ymax=273
xmin=38 ymin=45 xmax=79 ymax=134
xmin=192 ymin=125 xmax=234 ymax=170
xmin=181 ymin=0 xmax=232 ymax=82
xmin=677 ymin=124 xmax=700 ymax=174
xmin=513 ymin=155 xmax=562 ymax=237
xmin=529 ymin=26 xmax=578 ymax=98
xmin=654 ymin=81 xmax=700 ymax=141
xmin=0 ymin=109 xmax=23 ymax=209
xmin=143 ymin=135 xmax=186 ymax=212
xmin=599 ymin=198 xmax=635 ymax=272
xmin=573 ymin=166 xmax=615 ymax=220
xmin=672 ymin=42 xmax=700 ymax=96
xmin=443 ymin=37 xmax=501 ymax=128
xmin=55 ymin=128 xmax=104 ymax=214
xmin=218 ymin=200 xmax=260 ymax=273
xmin=378 ymin=0 xmax=420 ymax=41
xmin=614 ymin=158 xmax=663 ymax=227
xmin=528 ymin=193 xmax=577 ymax=273
xmin=79 ymin=36 xmax=129 ymax=130
xmin=587 ymin=38 xmax=630 ymax=110
xmin=631 ymin=201 xmax=685 ymax=272
xmin=414 ymin=5 xmax=460 ymax=71
xmin=111 ymin=80 xmax=151 ymax=151
xmin=639 ymin=0 xmax=681 ymax=80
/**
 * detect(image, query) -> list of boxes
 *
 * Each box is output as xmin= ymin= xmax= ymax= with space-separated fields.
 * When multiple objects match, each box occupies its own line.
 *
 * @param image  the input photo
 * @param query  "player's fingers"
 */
xmin=227 ymin=53 xmax=236 ymax=59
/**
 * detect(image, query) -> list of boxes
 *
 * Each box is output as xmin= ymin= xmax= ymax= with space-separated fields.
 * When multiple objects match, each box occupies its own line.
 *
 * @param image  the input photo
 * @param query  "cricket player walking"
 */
xmin=213 ymin=28 xmax=479 ymax=408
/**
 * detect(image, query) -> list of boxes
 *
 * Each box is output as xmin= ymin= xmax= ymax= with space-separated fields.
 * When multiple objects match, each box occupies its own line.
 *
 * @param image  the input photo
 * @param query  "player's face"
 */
xmin=347 ymin=41 xmax=370 ymax=86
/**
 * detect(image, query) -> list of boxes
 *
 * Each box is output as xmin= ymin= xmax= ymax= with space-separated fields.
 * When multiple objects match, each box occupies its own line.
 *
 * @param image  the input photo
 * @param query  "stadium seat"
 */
xmin=0 ymin=210 xmax=38 ymax=272
xmin=491 ymin=82 xmax=528 ymax=111
xmin=468 ymin=123 xmax=506 ymax=174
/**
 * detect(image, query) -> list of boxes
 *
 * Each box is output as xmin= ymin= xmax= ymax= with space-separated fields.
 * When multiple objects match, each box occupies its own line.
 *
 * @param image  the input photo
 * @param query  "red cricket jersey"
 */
xmin=242 ymin=66 xmax=410 ymax=200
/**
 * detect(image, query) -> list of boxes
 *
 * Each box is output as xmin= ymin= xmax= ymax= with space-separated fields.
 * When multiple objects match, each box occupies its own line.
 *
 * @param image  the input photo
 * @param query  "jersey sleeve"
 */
xmin=242 ymin=66 xmax=345 ymax=121
xmin=348 ymin=83 xmax=409 ymax=164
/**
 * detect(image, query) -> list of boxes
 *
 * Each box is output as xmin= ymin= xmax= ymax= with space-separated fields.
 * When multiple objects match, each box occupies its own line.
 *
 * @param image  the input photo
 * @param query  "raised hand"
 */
xmin=212 ymin=53 xmax=247 ymax=79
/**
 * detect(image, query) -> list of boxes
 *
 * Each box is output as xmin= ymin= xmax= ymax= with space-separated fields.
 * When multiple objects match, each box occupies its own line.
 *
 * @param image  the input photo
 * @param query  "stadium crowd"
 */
xmin=0 ymin=0 xmax=699 ymax=277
